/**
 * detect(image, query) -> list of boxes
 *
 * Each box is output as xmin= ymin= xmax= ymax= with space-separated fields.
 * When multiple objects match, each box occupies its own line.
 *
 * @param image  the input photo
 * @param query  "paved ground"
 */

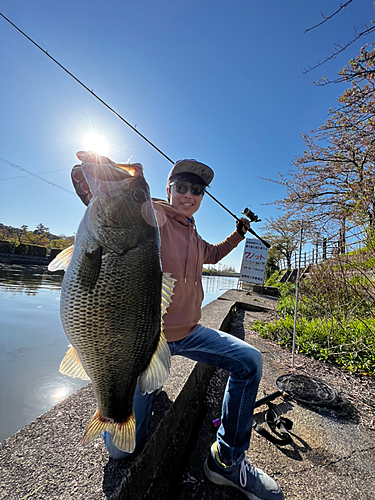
xmin=1 ymin=289 xmax=374 ymax=500
xmin=175 ymin=295 xmax=375 ymax=500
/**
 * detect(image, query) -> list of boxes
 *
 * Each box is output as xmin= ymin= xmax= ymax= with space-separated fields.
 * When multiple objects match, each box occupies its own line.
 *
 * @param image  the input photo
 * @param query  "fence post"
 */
xmin=292 ymin=222 xmax=303 ymax=369
xmin=339 ymin=217 xmax=346 ymax=254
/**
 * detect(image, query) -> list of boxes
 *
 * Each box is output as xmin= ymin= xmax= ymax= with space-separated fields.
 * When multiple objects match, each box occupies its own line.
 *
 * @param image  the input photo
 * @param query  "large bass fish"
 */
xmin=49 ymin=152 xmax=174 ymax=452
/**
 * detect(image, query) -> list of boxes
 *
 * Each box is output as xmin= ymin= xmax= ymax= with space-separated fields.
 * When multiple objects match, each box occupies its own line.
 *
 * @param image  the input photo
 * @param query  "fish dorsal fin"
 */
xmin=138 ymin=272 xmax=176 ymax=395
xmin=48 ymin=245 xmax=74 ymax=272
xmin=59 ymin=345 xmax=90 ymax=381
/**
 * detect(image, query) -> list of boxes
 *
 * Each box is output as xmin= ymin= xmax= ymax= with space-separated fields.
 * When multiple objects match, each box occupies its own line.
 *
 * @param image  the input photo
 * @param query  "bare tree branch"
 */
xmin=303 ymin=25 xmax=375 ymax=74
xmin=304 ymin=0 xmax=354 ymax=33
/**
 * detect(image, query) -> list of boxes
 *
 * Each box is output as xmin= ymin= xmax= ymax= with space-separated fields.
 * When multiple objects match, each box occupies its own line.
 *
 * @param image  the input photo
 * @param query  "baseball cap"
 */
xmin=168 ymin=159 xmax=214 ymax=186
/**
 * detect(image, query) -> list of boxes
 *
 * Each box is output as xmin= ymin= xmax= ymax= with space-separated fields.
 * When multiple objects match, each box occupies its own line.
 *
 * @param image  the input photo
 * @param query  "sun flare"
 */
xmin=83 ymin=133 xmax=109 ymax=156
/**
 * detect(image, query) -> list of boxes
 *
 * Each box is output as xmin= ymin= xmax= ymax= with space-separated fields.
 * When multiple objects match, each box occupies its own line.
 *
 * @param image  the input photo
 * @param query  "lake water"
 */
xmin=0 ymin=265 xmax=238 ymax=442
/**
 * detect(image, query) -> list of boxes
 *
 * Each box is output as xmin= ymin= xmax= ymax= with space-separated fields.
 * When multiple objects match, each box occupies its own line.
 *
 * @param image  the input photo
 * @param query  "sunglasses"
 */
xmin=169 ymin=181 xmax=206 ymax=196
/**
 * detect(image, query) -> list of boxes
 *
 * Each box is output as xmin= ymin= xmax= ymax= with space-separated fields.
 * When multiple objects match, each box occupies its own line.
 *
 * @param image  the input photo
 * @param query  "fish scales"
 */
xmin=50 ymin=153 xmax=173 ymax=452
xmin=61 ymin=236 xmax=162 ymax=421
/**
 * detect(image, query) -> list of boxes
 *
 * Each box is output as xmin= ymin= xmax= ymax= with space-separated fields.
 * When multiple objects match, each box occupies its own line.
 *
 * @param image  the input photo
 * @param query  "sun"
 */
xmin=83 ymin=133 xmax=109 ymax=156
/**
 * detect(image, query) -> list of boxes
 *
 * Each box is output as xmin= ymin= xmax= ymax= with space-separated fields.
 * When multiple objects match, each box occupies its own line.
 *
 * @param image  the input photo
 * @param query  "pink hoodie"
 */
xmin=152 ymin=199 xmax=244 ymax=342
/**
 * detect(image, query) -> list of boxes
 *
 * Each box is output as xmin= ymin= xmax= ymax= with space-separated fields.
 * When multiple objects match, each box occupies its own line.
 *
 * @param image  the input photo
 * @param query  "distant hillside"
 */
xmin=0 ymin=222 xmax=73 ymax=249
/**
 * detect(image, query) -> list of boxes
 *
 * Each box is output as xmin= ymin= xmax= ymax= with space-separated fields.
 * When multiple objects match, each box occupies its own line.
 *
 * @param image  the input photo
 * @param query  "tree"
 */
xmin=49 ymin=238 xmax=74 ymax=250
xmin=278 ymin=46 xmax=375 ymax=234
xmin=16 ymin=225 xmax=29 ymax=243
xmin=21 ymin=231 xmax=49 ymax=246
xmin=264 ymin=245 xmax=281 ymax=281
xmin=303 ymin=1 xmax=375 ymax=81
xmin=260 ymin=216 xmax=306 ymax=269
xmin=317 ymin=43 xmax=375 ymax=87
xmin=34 ymin=223 xmax=50 ymax=235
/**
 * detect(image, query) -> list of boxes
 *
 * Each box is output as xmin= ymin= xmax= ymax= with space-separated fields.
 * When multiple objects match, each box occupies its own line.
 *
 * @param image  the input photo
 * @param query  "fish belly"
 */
xmin=60 ymin=236 xmax=162 ymax=423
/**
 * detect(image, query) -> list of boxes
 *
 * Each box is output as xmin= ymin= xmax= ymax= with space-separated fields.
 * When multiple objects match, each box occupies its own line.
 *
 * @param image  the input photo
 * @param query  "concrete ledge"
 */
xmin=112 ymin=297 xmax=236 ymax=500
xmin=252 ymin=285 xmax=280 ymax=297
xmin=0 ymin=253 xmax=51 ymax=265
xmin=0 ymin=290 xmax=261 ymax=500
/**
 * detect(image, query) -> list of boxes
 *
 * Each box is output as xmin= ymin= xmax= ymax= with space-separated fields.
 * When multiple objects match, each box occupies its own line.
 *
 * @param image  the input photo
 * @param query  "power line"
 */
xmin=0 ymin=156 xmax=75 ymax=194
xmin=0 ymin=168 xmax=71 ymax=182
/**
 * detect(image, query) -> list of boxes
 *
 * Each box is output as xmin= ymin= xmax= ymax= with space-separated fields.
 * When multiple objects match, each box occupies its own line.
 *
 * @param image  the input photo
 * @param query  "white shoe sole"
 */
xmin=204 ymin=459 xmax=260 ymax=500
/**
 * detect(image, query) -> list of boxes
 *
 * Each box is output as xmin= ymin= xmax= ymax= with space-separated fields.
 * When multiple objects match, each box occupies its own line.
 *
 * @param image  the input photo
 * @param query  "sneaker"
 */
xmin=204 ymin=442 xmax=284 ymax=500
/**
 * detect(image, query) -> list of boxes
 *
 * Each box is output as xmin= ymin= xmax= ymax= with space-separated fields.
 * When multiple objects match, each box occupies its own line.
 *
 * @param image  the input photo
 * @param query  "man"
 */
xmin=72 ymin=157 xmax=284 ymax=500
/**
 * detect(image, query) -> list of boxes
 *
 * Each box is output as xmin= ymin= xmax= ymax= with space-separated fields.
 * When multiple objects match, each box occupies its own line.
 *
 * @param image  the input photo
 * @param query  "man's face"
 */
xmin=168 ymin=183 xmax=204 ymax=218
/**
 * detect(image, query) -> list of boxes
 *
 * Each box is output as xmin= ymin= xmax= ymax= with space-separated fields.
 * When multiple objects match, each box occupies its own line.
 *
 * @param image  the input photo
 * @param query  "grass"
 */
xmin=252 ymin=267 xmax=375 ymax=376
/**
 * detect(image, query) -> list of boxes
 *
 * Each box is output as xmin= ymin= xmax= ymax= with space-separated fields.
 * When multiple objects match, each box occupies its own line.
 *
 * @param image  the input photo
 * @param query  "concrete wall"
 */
xmin=0 ymin=290 xmax=246 ymax=500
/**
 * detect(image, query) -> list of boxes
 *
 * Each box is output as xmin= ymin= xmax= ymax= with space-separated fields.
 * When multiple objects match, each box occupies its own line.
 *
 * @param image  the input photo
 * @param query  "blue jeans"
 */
xmin=103 ymin=325 xmax=262 ymax=465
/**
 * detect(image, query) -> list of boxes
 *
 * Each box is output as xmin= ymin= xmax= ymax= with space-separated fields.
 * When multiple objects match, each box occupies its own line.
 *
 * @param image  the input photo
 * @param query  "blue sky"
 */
xmin=0 ymin=0 xmax=373 ymax=271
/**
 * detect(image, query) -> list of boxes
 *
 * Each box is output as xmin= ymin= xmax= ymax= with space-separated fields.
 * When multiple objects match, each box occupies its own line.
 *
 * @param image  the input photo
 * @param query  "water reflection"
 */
xmin=0 ymin=266 xmax=238 ymax=443
xmin=0 ymin=264 xmax=63 ymax=295
xmin=201 ymin=275 xmax=239 ymax=306
xmin=0 ymin=265 xmax=88 ymax=443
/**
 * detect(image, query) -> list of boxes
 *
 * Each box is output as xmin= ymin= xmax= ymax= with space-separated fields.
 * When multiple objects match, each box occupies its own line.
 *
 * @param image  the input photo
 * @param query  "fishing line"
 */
xmin=0 ymin=12 xmax=174 ymax=165
xmin=1 ymin=12 xmax=270 ymax=247
xmin=0 ymin=156 xmax=75 ymax=194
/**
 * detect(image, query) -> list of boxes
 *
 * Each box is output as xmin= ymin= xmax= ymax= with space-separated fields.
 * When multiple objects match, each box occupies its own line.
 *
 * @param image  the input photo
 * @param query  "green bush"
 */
xmin=265 ymin=270 xmax=284 ymax=286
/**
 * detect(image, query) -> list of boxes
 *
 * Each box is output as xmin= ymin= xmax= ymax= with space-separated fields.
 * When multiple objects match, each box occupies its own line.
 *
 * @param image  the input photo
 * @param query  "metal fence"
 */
xmin=277 ymin=226 xmax=372 ymax=270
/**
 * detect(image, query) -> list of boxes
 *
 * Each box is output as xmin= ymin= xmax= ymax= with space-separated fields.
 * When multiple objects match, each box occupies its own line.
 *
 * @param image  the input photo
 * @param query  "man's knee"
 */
xmin=243 ymin=346 xmax=263 ymax=380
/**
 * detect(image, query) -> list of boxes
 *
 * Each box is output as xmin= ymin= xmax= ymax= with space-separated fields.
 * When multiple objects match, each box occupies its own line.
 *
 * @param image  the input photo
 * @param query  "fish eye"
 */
xmin=132 ymin=189 xmax=146 ymax=202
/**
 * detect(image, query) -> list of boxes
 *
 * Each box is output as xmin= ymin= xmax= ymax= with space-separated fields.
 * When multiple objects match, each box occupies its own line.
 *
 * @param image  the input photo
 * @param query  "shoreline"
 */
xmin=0 ymin=255 xmax=240 ymax=276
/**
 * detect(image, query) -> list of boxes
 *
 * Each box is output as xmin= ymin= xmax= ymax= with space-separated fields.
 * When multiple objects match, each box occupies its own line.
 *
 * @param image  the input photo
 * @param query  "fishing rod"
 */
xmin=205 ymin=192 xmax=270 ymax=248
xmin=1 ymin=12 xmax=270 ymax=249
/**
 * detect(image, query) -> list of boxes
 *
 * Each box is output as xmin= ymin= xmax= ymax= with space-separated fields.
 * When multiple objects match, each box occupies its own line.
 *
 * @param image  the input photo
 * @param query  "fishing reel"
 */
xmin=239 ymin=207 xmax=269 ymax=247
xmin=241 ymin=207 xmax=261 ymax=223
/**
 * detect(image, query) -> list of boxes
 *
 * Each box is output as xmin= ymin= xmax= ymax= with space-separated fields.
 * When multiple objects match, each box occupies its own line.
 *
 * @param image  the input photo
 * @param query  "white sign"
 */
xmin=239 ymin=238 xmax=269 ymax=285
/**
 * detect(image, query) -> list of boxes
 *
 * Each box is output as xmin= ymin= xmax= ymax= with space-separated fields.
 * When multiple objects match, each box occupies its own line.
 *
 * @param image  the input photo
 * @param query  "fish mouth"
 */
xmin=116 ymin=163 xmax=143 ymax=177
xmin=77 ymin=151 xmax=145 ymax=198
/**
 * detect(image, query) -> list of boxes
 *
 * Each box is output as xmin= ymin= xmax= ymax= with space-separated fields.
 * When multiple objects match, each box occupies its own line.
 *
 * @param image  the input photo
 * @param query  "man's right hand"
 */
xmin=71 ymin=163 xmax=92 ymax=206
xmin=71 ymin=151 xmax=111 ymax=206
xmin=72 ymin=151 xmax=134 ymax=205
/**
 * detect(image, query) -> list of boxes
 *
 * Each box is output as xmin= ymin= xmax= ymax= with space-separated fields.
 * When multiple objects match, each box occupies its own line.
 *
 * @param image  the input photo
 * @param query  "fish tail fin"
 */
xmin=82 ymin=410 xmax=136 ymax=453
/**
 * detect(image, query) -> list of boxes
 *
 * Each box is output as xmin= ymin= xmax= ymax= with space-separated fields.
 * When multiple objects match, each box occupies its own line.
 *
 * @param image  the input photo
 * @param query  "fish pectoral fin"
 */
xmin=138 ymin=272 xmax=175 ymax=395
xmin=78 ymin=244 xmax=103 ymax=290
xmin=138 ymin=332 xmax=171 ymax=395
xmin=48 ymin=245 xmax=74 ymax=272
xmin=59 ymin=345 xmax=90 ymax=381
xmin=82 ymin=410 xmax=136 ymax=453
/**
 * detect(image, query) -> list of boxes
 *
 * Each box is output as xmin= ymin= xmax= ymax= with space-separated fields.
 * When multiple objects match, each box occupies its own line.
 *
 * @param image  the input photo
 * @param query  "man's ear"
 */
xmin=166 ymin=185 xmax=170 ymax=200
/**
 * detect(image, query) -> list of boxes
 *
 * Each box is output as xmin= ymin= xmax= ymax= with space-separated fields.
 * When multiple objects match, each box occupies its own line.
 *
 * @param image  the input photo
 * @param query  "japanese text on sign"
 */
xmin=238 ymin=238 xmax=269 ymax=285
